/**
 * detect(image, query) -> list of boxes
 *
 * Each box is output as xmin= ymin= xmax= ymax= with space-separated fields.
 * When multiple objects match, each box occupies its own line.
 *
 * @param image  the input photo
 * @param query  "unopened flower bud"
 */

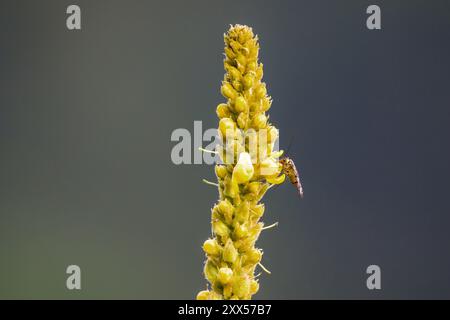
xmin=252 ymin=204 xmax=265 ymax=218
xmin=204 ymin=260 xmax=218 ymax=283
xmin=247 ymin=61 xmax=257 ymax=72
xmin=237 ymin=112 xmax=248 ymax=129
xmin=223 ymin=176 xmax=239 ymax=198
xmin=215 ymin=165 xmax=228 ymax=179
xmin=223 ymin=285 xmax=233 ymax=299
xmin=224 ymin=47 xmax=235 ymax=59
xmin=217 ymin=267 xmax=233 ymax=284
xmin=252 ymin=113 xmax=267 ymax=129
xmin=216 ymin=103 xmax=231 ymax=118
xmin=227 ymin=66 xmax=241 ymax=80
xmin=246 ymin=181 xmax=261 ymax=194
xmin=203 ymin=238 xmax=220 ymax=256
xmin=218 ymin=200 xmax=234 ymax=224
xmin=243 ymin=72 xmax=255 ymax=89
xmin=233 ymin=275 xmax=250 ymax=299
xmin=209 ymin=291 xmax=223 ymax=300
xmin=256 ymin=64 xmax=263 ymax=79
xmin=268 ymin=126 xmax=278 ymax=143
xmin=229 ymin=40 xmax=240 ymax=52
xmin=232 ymin=80 xmax=242 ymax=92
xmin=255 ymin=83 xmax=267 ymax=98
xmin=246 ymin=248 xmax=262 ymax=264
xmin=221 ymin=82 xmax=237 ymax=99
xmin=249 ymin=223 xmax=263 ymax=239
xmin=196 ymin=290 xmax=210 ymax=300
xmin=213 ymin=219 xmax=229 ymax=238
xmin=232 ymin=152 xmax=254 ymax=184
xmin=234 ymin=96 xmax=247 ymax=113
xmin=261 ymin=97 xmax=272 ymax=111
xmin=235 ymin=201 xmax=250 ymax=223
xmin=236 ymin=54 xmax=246 ymax=67
xmin=223 ymin=239 xmax=238 ymax=263
xmin=250 ymin=279 xmax=259 ymax=294
xmin=233 ymin=223 xmax=248 ymax=239
xmin=219 ymin=118 xmax=235 ymax=138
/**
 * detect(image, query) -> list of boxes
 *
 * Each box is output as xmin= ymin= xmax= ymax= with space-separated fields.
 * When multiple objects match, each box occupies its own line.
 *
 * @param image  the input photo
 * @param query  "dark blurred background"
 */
xmin=1 ymin=0 xmax=450 ymax=299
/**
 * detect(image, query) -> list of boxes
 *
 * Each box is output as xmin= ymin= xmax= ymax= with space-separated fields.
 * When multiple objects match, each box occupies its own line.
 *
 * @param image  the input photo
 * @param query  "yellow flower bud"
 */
xmin=219 ymin=118 xmax=235 ymax=139
xmin=213 ymin=219 xmax=229 ymax=238
xmin=223 ymin=284 xmax=233 ymax=299
xmin=243 ymin=72 xmax=255 ymax=89
xmin=233 ymin=275 xmax=250 ymax=299
xmin=223 ymin=239 xmax=238 ymax=263
xmin=247 ymin=61 xmax=257 ymax=72
xmin=255 ymin=83 xmax=267 ymax=98
xmin=237 ymin=112 xmax=248 ymax=129
xmin=236 ymin=237 xmax=255 ymax=253
xmin=233 ymin=223 xmax=248 ymax=239
xmin=268 ymin=126 xmax=278 ymax=143
xmin=209 ymin=291 xmax=223 ymax=300
xmin=218 ymin=200 xmax=234 ymax=224
xmin=196 ymin=290 xmax=210 ymax=300
xmin=224 ymin=47 xmax=235 ymax=59
xmin=250 ymin=46 xmax=259 ymax=59
xmin=249 ymin=223 xmax=262 ymax=239
xmin=234 ymin=96 xmax=247 ymax=113
xmin=217 ymin=267 xmax=233 ymax=284
xmin=250 ymin=279 xmax=259 ymax=295
xmin=239 ymin=30 xmax=252 ymax=43
xmin=232 ymin=80 xmax=242 ymax=92
xmin=203 ymin=238 xmax=220 ymax=256
xmin=256 ymin=64 xmax=264 ymax=80
xmin=252 ymin=113 xmax=267 ymax=129
xmin=218 ymin=200 xmax=233 ymax=216
xmin=215 ymin=165 xmax=228 ymax=179
xmin=211 ymin=205 xmax=221 ymax=220
xmin=216 ymin=103 xmax=231 ymax=118
xmin=236 ymin=54 xmax=246 ymax=67
xmin=223 ymin=176 xmax=239 ymax=198
xmin=235 ymin=201 xmax=250 ymax=223
xmin=229 ymin=40 xmax=241 ymax=52
xmin=246 ymin=248 xmax=262 ymax=264
xmin=236 ymin=61 xmax=246 ymax=73
xmin=223 ymin=139 xmax=239 ymax=162
xmin=246 ymin=181 xmax=261 ymax=194
xmin=227 ymin=66 xmax=241 ymax=80
xmin=221 ymin=82 xmax=237 ymax=99
xmin=251 ymin=204 xmax=265 ymax=218
xmin=204 ymin=260 xmax=218 ymax=283
xmin=261 ymin=97 xmax=272 ymax=111
xmin=232 ymin=152 xmax=254 ymax=184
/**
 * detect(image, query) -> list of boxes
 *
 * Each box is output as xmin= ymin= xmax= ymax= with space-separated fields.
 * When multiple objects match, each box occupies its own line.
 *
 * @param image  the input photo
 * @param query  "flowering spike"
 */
xmin=197 ymin=24 xmax=287 ymax=300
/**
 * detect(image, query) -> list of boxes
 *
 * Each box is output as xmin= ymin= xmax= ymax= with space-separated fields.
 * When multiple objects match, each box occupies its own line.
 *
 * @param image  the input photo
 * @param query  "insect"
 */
xmin=280 ymin=157 xmax=304 ymax=198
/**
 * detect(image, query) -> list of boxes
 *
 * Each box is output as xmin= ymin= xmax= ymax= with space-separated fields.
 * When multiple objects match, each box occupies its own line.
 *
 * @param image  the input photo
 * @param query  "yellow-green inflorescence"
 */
xmin=197 ymin=25 xmax=286 ymax=300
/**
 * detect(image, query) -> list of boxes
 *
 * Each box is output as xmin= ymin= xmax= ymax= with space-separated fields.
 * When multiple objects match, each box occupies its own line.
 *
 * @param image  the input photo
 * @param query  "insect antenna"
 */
xmin=284 ymin=135 xmax=294 ymax=156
